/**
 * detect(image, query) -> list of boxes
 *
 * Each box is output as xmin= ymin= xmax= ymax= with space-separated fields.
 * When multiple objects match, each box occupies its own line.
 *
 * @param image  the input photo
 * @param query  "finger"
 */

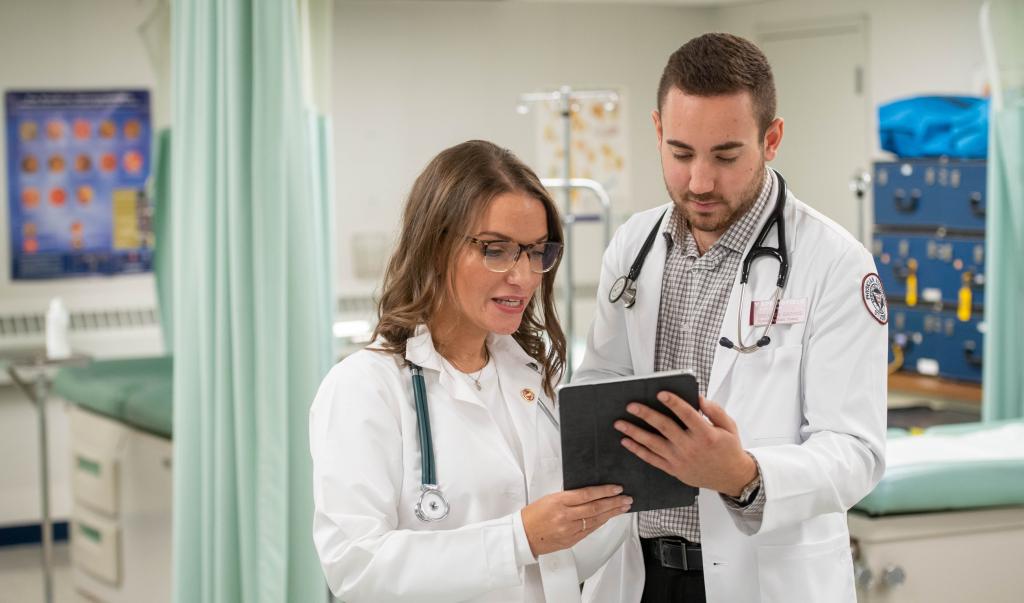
xmin=623 ymin=402 xmax=688 ymax=442
xmin=620 ymin=436 xmax=677 ymax=478
xmin=699 ymin=396 xmax=738 ymax=434
xmin=570 ymin=494 xmax=633 ymax=519
xmin=657 ymin=391 xmax=710 ymax=435
xmin=587 ymin=501 xmax=633 ymax=531
xmin=563 ymin=484 xmax=625 ymax=505
xmin=614 ymin=415 xmax=677 ymax=460
xmin=571 ymin=505 xmax=631 ymax=543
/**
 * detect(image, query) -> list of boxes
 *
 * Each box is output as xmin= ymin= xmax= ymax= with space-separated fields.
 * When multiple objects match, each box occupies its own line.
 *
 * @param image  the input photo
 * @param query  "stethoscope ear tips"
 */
xmin=756 ymin=336 xmax=771 ymax=347
xmin=719 ymin=337 xmax=734 ymax=349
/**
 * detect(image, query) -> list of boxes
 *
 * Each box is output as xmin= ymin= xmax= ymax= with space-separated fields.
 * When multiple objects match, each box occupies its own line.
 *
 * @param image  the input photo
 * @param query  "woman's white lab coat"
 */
xmin=578 ymin=176 xmax=888 ymax=603
xmin=310 ymin=326 xmax=629 ymax=602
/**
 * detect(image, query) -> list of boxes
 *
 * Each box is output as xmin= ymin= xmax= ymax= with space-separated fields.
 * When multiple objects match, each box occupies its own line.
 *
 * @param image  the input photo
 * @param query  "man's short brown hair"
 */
xmin=657 ymin=33 xmax=777 ymax=138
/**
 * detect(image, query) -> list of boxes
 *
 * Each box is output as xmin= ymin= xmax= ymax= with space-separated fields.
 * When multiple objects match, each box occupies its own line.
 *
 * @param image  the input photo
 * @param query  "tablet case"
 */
xmin=557 ymin=370 xmax=700 ymax=513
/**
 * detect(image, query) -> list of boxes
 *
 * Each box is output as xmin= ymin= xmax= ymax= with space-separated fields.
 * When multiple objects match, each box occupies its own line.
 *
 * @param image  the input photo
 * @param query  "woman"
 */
xmin=310 ymin=140 xmax=632 ymax=602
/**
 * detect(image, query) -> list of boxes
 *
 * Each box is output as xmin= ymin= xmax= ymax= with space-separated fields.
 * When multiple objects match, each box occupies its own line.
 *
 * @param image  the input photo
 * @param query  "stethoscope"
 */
xmin=608 ymin=169 xmax=790 ymax=354
xmin=407 ymin=360 xmax=560 ymax=522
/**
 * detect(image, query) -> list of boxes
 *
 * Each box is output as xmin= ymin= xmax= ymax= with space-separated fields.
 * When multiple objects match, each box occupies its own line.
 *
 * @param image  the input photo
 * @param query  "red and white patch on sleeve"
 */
xmin=861 ymin=273 xmax=888 ymax=325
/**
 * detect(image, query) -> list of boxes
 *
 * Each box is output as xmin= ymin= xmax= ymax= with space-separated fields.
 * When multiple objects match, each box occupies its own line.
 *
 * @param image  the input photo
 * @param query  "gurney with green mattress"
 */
xmin=855 ymin=419 xmax=1024 ymax=516
xmin=53 ymin=356 xmax=173 ymax=439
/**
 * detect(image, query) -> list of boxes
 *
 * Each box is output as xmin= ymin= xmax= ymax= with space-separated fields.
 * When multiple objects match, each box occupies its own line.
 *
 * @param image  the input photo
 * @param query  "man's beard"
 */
xmin=670 ymin=162 xmax=766 ymax=234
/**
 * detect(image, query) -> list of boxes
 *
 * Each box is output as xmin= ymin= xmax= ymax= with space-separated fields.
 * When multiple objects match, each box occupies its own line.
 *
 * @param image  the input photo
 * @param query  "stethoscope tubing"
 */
xmin=613 ymin=169 xmax=789 ymax=303
xmin=410 ymin=364 xmax=435 ymax=486
xmin=611 ymin=169 xmax=790 ymax=353
xmin=407 ymin=359 xmax=558 ymax=521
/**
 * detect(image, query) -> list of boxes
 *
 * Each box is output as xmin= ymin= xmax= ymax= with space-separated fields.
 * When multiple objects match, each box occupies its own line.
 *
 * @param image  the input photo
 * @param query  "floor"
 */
xmin=0 ymin=542 xmax=75 ymax=603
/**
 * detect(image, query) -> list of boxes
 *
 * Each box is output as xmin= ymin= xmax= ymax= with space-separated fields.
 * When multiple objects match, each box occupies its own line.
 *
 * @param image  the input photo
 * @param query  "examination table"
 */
xmin=850 ymin=420 xmax=1024 ymax=602
xmin=54 ymin=356 xmax=172 ymax=603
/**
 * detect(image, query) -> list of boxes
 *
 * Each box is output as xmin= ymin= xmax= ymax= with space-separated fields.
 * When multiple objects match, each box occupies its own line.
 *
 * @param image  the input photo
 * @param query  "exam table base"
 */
xmin=849 ymin=506 xmax=1024 ymax=602
xmin=67 ymin=406 xmax=172 ymax=603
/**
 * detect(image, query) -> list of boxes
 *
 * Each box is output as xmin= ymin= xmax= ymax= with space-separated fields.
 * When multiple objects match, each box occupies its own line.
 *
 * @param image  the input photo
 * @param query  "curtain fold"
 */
xmin=171 ymin=1 xmax=334 ymax=601
xmin=982 ymin=105 xmax=1024 ymax=420
xmin=151 ymin=128 xmax=173 ymax=352
xmin=981 ymin=0 xmax=1024 ymax=421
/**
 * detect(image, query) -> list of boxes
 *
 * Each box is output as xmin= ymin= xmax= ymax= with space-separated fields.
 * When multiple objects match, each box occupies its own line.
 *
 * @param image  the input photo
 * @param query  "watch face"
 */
xmin=609 ymin=276 xmax=627 ymax=302
xmin=415 ymin=488 xmax=450 ymax=521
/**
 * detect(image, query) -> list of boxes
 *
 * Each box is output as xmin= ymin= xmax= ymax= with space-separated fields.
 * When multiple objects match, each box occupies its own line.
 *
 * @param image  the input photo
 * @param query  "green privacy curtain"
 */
xmin=151 ymin=128 xmax=173 ymax=351
xmin=981 ymin=0 xmax=1024 ymax=421
xmin=170 ymin=0 xmax=335 ymax=601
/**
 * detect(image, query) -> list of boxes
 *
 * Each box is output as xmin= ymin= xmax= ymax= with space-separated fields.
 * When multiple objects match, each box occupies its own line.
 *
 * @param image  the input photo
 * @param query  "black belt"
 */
xmin=641 ymin=537 xmax=703 ymax=572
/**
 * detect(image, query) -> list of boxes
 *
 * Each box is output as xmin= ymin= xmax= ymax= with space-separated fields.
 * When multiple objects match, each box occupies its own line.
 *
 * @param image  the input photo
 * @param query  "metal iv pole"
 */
xmin=516 ymin=86 xmax=619 ymax=378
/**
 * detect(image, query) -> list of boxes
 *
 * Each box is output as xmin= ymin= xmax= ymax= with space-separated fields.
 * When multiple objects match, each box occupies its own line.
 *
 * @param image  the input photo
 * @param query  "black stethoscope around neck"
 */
xmin=607 ymin=169 xmax=790 ymax=354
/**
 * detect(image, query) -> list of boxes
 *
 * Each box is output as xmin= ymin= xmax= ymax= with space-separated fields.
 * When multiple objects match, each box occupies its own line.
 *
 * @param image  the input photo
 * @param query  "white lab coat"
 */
xmin=310 ymin=326 xmax=629 ymax=602
xmin=579 ymin=176 xmax=888 ymax=603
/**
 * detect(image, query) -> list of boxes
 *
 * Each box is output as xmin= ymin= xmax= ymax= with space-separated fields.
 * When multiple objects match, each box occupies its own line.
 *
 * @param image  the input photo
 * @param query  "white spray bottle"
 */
xmin=45 ymin=297 xmax=71 ymax=360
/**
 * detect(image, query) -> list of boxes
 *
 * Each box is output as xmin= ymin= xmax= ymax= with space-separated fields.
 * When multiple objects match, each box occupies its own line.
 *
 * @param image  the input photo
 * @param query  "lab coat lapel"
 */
xmin=706 ymin=278 xmax=743 ymax=401
xmin=629 ymin=211 xmax=671 ymax=376
xmin=489 ymin=335 xmax=542 ymax=482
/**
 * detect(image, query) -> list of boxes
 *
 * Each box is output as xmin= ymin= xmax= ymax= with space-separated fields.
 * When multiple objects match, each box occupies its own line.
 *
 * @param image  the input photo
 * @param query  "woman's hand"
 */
xmin=521 ymin=484 xmax=632 ymax=557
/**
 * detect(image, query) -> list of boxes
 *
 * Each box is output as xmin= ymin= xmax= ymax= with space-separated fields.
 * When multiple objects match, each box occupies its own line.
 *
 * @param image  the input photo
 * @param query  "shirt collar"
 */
xmin=717 ymin=167 xmax=773 ymax=253
xmin=663 ymin=167 xmax=774 ymax=255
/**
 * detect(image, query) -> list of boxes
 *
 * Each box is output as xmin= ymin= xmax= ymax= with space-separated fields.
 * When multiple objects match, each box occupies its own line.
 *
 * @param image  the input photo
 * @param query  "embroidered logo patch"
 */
xmin=520 ymin=388 xmax=536 ymax=403
xmin=862 ymin=273 xmax=888 ymax=325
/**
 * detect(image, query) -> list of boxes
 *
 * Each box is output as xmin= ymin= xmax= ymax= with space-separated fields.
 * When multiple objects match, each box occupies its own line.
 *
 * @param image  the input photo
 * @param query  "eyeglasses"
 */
xmin=465 ymin=237 xmax=564 ymax=274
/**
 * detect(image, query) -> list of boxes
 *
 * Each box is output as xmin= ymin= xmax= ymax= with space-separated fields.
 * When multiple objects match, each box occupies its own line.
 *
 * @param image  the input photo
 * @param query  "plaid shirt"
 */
xmin=639 ymin=168 xmax=773 ymax=541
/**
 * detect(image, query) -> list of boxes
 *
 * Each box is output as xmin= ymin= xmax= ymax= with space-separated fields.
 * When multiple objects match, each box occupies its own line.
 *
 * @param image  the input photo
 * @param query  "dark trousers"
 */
xmin=640 ymin=538 xmax=707 ymax=603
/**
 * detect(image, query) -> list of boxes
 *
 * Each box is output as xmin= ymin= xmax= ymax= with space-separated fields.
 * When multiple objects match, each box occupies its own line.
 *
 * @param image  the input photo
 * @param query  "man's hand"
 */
xmin=614 ymin=394 xmax=757 ymax=497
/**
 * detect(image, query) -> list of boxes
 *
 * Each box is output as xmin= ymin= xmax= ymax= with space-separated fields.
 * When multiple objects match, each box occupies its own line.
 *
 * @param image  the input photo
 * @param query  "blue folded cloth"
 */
xmin=879 ymin=96 xmax=989 ymax=158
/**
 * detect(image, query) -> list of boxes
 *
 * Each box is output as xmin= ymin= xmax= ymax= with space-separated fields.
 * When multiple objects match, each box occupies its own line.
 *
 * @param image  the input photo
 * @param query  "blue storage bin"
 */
xmin=873 ymin=160 xmax=986 ymax=231
xmin=889 ymin=305 xmax=984 ymax=383
xmin=873 ymin=232 xmax=985 ymax=309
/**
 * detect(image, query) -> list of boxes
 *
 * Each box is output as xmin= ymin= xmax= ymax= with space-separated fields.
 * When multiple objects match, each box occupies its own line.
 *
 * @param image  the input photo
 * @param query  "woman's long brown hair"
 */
xmin=370 ymin=140 xmax=566 ymax=397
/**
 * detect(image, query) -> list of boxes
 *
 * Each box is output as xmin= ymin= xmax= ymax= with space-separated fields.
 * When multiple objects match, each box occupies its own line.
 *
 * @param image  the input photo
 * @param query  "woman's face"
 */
xmin=444 ymin=191 xmax=550 ymax=341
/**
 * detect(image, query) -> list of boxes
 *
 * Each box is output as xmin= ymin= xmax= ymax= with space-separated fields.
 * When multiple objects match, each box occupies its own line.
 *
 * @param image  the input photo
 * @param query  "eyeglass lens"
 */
xmin=482 ymin=241 xmax=562 ymax=273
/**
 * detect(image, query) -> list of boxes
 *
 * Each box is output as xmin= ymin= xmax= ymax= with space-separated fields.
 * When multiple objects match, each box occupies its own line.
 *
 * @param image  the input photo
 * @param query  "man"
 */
xmin=578 ymin=33 xmax=887 ymax=603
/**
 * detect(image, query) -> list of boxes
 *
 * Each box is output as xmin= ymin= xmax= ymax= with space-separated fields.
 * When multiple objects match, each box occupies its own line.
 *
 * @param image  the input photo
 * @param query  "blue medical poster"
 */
xmin=5 ymin=89 xmax=153 ymax=279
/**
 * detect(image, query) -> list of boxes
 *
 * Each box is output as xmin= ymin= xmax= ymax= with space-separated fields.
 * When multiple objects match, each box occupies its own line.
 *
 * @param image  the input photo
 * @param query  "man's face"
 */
xmin=653 ymin=88 xmax=783 ymax=238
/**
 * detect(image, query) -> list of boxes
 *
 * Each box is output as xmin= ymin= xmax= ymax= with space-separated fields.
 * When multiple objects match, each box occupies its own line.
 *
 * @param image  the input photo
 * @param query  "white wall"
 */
xmin=716 ymin=0 xmax=988 ymax=148
xmin=332 ymin=0 xmax=990 ymax=297
xmin=0 ymin=0 xmax=163 ymax=317
xmin=714 ymin=0 xmax=988 ymax=230
xmin=332 ymin=0 xmax=715 ymax=297
xmin=0 ymin=0 xmax=163 ymax=528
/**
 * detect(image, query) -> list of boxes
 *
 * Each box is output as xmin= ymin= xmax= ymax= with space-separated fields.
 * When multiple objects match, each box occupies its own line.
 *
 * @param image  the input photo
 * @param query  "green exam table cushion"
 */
xmin=53 ymin=356 xmax=173 ymax=438
xmin=854 ymin=419 xmax=1024 ymax=516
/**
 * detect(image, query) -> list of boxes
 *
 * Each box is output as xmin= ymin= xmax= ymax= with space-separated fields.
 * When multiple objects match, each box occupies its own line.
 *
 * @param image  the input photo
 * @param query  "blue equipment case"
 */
xmin=873 ymin=160 xmax=986 ymax=232
xmin=888 ymin=305 xmax=984 ymax=383
xmin=873 ymin=232 xmax=985 ymax=308
xmin=874 ymin=158 xmax=987 ymax=383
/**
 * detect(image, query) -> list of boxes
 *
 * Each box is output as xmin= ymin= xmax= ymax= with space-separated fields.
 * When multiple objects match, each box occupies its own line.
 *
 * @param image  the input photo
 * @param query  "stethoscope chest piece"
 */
xmin=608 ymin=276 xmax=637 ymax=308
xmin=415 ymin=484 xmax=450 ymax=522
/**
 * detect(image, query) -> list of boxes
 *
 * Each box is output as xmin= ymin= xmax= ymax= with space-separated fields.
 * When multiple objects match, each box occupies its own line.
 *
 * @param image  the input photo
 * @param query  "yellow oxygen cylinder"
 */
xmin=905 ymin=259 xmax=918 ymax=307
xmin=958 ymin=272 xmax=973 ymax=322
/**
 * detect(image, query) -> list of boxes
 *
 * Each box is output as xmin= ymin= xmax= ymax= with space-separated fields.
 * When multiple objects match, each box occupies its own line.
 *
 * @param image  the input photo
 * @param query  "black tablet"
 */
xmin=557 ymin=370 xmax=700 ymax=513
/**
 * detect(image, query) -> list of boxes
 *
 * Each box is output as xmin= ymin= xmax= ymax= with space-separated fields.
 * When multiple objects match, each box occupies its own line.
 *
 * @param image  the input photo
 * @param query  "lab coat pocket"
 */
xmin=733 ymin=344 xmax=804 ymax=446
xmin=755 ymin=533 xmax=855 ymax=603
